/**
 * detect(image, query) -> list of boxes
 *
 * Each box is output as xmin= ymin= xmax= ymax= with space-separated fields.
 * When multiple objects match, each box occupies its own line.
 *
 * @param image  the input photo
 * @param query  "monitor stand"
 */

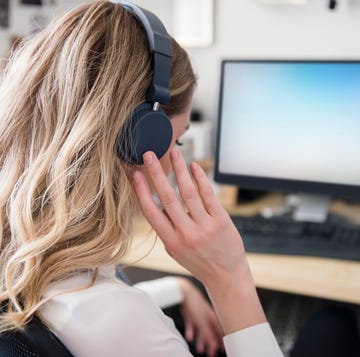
xmin=292 ymin=194 xmax=330 ymax=223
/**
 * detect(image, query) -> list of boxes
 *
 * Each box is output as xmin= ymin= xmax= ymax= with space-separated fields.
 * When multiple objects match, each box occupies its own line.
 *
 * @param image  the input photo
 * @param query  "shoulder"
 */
xmin=41 ymin=274 xmax=190 ymax=357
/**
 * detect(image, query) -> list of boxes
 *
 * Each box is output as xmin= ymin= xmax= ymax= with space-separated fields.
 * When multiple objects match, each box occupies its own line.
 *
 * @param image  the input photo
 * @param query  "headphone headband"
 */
xmin=112 ymin=1 xmax=173 ymax=103
xmin=112 ymin=0 xmax=174 ymax=165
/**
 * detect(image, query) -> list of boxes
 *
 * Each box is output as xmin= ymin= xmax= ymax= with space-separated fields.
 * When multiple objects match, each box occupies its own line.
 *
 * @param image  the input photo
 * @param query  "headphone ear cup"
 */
xmin=116 ymin=102 xmax=173 ymax=165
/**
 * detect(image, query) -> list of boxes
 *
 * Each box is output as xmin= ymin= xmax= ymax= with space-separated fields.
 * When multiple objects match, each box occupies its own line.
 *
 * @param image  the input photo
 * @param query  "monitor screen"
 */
xmin=214 ymin=60 xmax=360 ymax=200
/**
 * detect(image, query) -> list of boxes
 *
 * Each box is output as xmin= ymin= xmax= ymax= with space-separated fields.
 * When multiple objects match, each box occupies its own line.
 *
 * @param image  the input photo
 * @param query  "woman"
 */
xmin=0 ymin=1 xmax=283 ymax=356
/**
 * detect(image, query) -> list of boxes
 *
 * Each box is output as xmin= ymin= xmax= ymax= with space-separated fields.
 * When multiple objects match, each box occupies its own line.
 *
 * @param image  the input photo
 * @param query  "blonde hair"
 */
xmin=0 ymin=0 xmax=196 ymax=331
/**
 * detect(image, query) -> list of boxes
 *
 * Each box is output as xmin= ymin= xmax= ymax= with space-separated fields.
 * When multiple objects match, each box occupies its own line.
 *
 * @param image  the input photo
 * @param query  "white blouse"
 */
xmin=40 ymin=266 xmax=283 ymax=357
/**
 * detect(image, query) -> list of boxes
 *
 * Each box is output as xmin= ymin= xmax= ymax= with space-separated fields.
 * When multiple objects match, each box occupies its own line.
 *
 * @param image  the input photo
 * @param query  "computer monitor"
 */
xmin=214 ymin=60 xmax=360 ymax=221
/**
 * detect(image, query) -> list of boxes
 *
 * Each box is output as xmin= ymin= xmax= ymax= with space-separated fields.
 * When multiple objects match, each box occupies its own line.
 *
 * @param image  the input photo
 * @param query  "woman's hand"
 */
xmin=133 ymin=150 xmax=246 ymax=287
xmin=176 ymin=277 xmax=224 ymax=357
xmin=133 ymin=150 xmax=266 ymax=334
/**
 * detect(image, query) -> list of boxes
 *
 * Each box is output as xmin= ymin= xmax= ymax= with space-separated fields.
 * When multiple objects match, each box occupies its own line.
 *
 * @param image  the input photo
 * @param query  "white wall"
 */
xmin=2 ymin=0 xmax=360 ymax=148
xmin=0 ymin=0 xmax=82 ymax=57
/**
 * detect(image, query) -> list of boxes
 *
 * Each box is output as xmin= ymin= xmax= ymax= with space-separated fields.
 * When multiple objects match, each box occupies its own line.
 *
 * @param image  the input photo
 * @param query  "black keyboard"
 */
xmin=230 ymin=214 xmax=360 ymax=261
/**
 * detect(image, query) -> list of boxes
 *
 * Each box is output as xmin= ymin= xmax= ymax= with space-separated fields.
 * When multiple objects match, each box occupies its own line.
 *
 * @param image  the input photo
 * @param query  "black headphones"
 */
xmin=113 ymin=1 xmax=173 ymax=165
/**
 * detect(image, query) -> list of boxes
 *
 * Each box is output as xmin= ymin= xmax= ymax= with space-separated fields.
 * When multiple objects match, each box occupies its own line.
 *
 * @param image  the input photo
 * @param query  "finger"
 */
xmin=184 ymin=317 xmax=194 ymax=342
xmin=190 ymin=162 xmax=223 ymax=217
xmin=207 ymin=343 xmax=218 ymax=357
xmin=212 ymin=319 xmax=225 ymax=351
xmin=170 ymin=150 xmax=209 ymax=223
xmin=143 ymin=151 xmax=191 ymax=226
xmin=210 ymin=313 xmax=224 ymax=338
xmin=202 ymin=326 xmax=219 ymax=352
xmin=196 ymin=338 xmax=205 ymax=355
xmin=132 ymin=170 xmax=175 ymax=241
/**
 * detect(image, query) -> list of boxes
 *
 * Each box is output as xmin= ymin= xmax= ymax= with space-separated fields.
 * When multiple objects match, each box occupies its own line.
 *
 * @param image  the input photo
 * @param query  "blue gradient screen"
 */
xmin=218 ymin=61 xmax=360 ymax=186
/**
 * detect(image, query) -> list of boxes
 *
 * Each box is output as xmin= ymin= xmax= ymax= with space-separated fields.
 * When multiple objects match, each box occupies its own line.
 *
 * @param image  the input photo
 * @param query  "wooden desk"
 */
xmin=124 ymin=191 xmax=360 ymax=305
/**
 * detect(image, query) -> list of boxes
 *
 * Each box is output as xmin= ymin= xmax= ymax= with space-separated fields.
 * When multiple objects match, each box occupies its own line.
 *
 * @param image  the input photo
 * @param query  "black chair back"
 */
xmin=0 ymin=315 xmax=73 ymax=357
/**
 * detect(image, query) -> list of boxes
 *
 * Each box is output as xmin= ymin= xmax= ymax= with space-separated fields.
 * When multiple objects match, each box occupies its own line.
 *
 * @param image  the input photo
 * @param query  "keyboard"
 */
xmin=230 ymin=214 xmax=360 ymax=261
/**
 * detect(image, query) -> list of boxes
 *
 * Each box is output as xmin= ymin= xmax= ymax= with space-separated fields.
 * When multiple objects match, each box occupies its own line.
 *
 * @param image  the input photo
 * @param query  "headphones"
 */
xmin=112 ymin=1 xmax=173 ymax=165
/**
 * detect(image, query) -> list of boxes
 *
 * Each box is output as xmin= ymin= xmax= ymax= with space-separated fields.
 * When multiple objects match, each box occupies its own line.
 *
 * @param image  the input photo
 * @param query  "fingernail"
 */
xmin=171 ymin=149 xmax=179 ymax=161
xmin=133 ymin=171 xmax=141 ymax=183
xmin=143 ymin=152 xmax=153 ymax=165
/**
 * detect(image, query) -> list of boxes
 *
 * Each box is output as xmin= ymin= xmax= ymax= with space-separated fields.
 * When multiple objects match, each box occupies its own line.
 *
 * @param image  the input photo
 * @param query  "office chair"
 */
xmin=0 ymin=315 xmax=73 ymax=357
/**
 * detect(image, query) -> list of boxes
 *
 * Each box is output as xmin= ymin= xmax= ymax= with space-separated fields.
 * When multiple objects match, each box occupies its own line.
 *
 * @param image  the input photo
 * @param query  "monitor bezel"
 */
xmin=214 ymin=59 xmax=360 ymax=201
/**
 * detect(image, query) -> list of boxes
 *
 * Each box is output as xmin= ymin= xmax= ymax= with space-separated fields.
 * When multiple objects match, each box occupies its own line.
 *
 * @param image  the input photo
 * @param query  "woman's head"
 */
xmin=0 ymin=0 xmax=196 ymax=330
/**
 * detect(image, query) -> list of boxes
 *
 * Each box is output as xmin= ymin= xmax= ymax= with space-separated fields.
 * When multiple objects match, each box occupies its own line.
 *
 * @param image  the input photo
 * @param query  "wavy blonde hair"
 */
xmin=0 ymin=0 xmax=196 ymax=331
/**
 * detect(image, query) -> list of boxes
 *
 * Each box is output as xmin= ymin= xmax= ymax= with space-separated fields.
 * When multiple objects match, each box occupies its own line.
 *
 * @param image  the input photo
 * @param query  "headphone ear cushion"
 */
xmin=116 ymin=103 xmax=173 ymax=165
